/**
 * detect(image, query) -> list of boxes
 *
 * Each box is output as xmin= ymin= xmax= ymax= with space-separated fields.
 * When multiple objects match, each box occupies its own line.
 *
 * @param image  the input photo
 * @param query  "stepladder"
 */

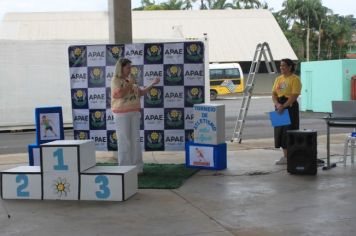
xmin=231 ymin=42 xmax=277 ymax=143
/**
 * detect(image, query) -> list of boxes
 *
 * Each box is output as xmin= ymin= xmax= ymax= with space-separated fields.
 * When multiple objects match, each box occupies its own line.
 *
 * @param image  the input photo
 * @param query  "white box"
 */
xmin=80 ymin=166 xmax=137 ymax=201
xmin=1 ymin=166 xmax=42 ymax=200
xmin=193 ymin=104 xmax=225 ymax=145
xmin=43 ymin=172 xmax=79 ymax=200
xmin=41 ymin=140 xmax=96 ymax=173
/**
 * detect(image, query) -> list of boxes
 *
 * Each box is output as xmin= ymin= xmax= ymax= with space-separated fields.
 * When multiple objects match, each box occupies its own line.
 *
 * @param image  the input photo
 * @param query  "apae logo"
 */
xmin=72 ymin=89 xmax=87 ymax=107
xmin=88 ymin=67 xmax=105 ymax=87
xmin=166 ymin=109 xmax=184 ymax=129
xmin=165 ymin=65 xmax=183 ymax=84
xmin=185 ymin=43 xmax=203 ymax=63
xmin=107 ymin=46 xmax=123 ymax=64
xmin=145 ymin=88 xmax=163 ymax=106
xmin=69 ymin=46 xmax=86 ymax=67
xmin=108 ymin=131 xmax=118 ymax=150
xmin=145 ymin=44 xmax=163 ymax=63
xmin=75 ymin=131 xmax=89 ymax=140
xmin=90 ymin=111 xmax=105 ymax=129
xmin=146 ymin=131 xmax=164 ymax=150
xmin=186 ymin=87 xmax=204 ymax=105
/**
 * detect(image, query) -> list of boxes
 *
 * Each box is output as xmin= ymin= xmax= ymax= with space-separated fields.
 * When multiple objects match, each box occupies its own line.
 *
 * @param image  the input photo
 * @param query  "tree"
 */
xmin=315 ymin=6 xmax=332 ymax=60
xmin=281 ymin=0 xmax=323 ymax=61
xmin=234 ymin=0 xmax=262 ymax=9
xmin=211 ymin=0 xmax=234 ymax=9
xmin=161 ymin=0 xmax=185 ymax=10
xmin=133 ymin=0 xmax=162 ymax=10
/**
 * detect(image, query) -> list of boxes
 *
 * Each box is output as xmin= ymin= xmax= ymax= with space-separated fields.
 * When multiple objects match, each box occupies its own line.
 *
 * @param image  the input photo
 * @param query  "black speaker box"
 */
xmin=287 ymin=130 xmax=317 ymax=175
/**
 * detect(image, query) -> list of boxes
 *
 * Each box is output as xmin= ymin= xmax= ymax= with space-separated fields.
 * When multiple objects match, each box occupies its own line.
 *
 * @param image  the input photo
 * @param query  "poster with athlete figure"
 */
xmin=35 ymin=107 xmax=64 ymax=144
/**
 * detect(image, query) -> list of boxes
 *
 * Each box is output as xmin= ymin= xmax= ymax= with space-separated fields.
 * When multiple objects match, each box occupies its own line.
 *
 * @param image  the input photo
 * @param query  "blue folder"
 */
xmin=269 ymin=109 xmax=291 ymax=127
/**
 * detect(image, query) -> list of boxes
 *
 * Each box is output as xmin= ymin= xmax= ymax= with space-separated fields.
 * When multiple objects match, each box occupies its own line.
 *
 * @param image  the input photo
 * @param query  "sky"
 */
xmin=0 ymin=0 xmax=355 ymax=21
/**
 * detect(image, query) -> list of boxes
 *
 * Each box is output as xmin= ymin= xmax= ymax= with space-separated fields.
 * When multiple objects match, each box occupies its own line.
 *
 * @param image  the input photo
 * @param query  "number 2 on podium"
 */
xmin=53 ymin=148 xmax=69 ymax=171
xmin=16 ymin=174 xmax=30 ymax=197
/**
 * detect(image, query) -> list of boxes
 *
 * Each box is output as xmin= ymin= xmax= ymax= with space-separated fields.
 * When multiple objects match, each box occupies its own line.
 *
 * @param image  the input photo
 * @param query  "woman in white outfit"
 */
xmin=111 ymin=58 xmax=159 ymax=173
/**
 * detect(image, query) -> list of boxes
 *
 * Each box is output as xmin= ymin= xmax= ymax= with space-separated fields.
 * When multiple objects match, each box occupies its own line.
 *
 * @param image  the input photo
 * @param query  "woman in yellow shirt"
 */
xmin=272 ymin=59 xmax=302 ymax=165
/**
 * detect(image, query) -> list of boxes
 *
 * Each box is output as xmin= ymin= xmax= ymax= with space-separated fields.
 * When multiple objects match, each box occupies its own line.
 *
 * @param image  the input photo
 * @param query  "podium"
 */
xmin=1 ymin=140 xmax=137 ymax=201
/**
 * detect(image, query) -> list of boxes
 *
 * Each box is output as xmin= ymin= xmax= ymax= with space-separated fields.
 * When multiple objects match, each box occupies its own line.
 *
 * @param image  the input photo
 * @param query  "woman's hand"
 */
xmin=276 ymin=103 xmax=284 ymax=113
xmin=152 ymin=78 xmax=160 ymax=86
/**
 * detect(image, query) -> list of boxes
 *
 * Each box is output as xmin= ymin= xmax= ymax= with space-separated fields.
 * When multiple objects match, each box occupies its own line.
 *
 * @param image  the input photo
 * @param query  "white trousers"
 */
xmin=114 ymin=112 xmax=143 ymax=172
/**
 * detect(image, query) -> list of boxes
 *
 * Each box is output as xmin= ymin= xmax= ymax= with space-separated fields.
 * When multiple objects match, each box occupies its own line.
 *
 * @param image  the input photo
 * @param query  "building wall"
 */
xmin=0 ymin=40 xmax=105 ymax=128
xmin=300 ymin=59 xmax=356 ymax=112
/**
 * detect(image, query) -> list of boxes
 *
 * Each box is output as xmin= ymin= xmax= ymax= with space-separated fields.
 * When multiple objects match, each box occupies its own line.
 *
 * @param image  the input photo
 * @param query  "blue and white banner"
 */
xmin=68 ymin=42 xmax=205 ymax=151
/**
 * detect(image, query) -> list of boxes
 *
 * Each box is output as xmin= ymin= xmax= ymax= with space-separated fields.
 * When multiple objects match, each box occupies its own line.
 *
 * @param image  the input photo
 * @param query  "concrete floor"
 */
xmin=1 ymin=135 xmax=356 ymax=236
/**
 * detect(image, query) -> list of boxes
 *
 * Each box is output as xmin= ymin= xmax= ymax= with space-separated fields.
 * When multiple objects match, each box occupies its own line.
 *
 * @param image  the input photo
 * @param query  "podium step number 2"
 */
xmin=1 ymin=166 xmax=42 ymax=200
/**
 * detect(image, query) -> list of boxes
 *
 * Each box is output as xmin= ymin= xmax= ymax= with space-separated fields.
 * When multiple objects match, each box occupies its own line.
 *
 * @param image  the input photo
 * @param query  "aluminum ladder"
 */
xmin=231 ymin=42 xmax=277 ymax=143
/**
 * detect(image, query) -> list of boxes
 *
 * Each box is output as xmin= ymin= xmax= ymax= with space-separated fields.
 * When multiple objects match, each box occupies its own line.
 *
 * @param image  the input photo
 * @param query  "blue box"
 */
xmin=28 ymin=144 xmax=41 ymax=166
xmin=185 ymin=142 xmax=227 ymax=170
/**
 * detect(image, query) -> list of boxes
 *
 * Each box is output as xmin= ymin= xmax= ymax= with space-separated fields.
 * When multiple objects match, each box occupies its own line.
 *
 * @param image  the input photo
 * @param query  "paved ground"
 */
xmin=1 ymin=134 xmax=356 ymax=236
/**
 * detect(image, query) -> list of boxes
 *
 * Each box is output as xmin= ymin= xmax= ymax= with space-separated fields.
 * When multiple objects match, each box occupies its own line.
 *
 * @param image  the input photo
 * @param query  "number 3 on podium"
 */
xmin=95 ymin=176 xmax=110 ymax=199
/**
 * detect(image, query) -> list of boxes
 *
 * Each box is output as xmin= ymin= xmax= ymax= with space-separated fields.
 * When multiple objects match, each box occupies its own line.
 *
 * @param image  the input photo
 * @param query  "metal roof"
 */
xmin=0 ymin=10 xmax=297 ymax=61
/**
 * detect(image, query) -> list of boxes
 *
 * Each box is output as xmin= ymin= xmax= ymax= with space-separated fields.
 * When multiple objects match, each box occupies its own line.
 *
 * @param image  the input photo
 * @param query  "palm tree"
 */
xmin=282 ymin=0 xmax=323 ymax=61
xmin=133 ymin=0 xmax=160 ymax=10
xmin=210 ymin=0 xmax=234 ymax=9
xmin=234 ymin=0 xmax=261 ymax=9
xmin=198 ymin=0 xmax=234 ymax=9
xmin=315 ymin=6 xmax=332 ymax=60
xmin=182 ymin=0 xmax=197 ymax=9
xmin=161 ymin=0 xmax=185 ymax=10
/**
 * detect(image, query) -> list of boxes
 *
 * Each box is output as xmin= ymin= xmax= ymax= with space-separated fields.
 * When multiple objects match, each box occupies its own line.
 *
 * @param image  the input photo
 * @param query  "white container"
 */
xmin=80 ymin=166 xmax=137 ymax=201
xmin=41 ymin=140 xmax=96 ymax=173
xmin=193 ymin=104 xmax=225 ymax=145
xmin=1 ymin=166 xmax=42 ymax=200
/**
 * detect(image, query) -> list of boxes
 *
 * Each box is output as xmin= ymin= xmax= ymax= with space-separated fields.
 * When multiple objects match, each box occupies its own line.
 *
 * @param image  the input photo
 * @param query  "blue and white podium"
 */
xmin=1 ymin=140 xmax=138 ymax=201
xmin=186 ymin=104 xmax=227 ymax=170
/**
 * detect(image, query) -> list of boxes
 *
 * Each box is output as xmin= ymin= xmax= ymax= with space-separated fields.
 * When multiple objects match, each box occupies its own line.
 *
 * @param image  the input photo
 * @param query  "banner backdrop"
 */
xmin=68 ymin=41 xmax=205 ymax=151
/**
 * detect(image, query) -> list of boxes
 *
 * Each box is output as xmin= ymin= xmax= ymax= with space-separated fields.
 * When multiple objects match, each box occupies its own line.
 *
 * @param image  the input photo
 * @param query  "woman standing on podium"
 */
xmin=272 ymin=59 xmax=302 ymax=165
xmin=111 ymin=58 xmax=160 ymax=174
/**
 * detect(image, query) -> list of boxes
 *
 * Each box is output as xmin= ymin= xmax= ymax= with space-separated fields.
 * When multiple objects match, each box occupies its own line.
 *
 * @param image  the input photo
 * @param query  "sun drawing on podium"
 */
xmin=52 ymin=177 xmax=70 ymax=197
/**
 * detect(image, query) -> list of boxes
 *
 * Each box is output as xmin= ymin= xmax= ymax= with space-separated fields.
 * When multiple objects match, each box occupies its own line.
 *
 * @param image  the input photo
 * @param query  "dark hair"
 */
xmin=281 ymin=58 xmax=296 ymax=72
xmin=119 ymin=58 xmax=132 ymax=67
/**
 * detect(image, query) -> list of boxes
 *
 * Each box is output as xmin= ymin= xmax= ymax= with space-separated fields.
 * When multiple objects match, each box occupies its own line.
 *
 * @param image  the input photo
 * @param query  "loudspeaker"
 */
xmin=287 ymin=130 xmax=317 ymax=175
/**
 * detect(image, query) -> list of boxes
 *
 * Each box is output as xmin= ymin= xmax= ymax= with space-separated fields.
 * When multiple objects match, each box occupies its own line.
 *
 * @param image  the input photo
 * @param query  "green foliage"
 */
xmin=133 ymin=0 xmax=356 ymax=61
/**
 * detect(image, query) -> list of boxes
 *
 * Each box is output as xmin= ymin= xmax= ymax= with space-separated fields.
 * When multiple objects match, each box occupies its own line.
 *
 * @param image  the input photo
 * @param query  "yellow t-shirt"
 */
xmin=272 ymin=74 xmax=301 ymax=97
